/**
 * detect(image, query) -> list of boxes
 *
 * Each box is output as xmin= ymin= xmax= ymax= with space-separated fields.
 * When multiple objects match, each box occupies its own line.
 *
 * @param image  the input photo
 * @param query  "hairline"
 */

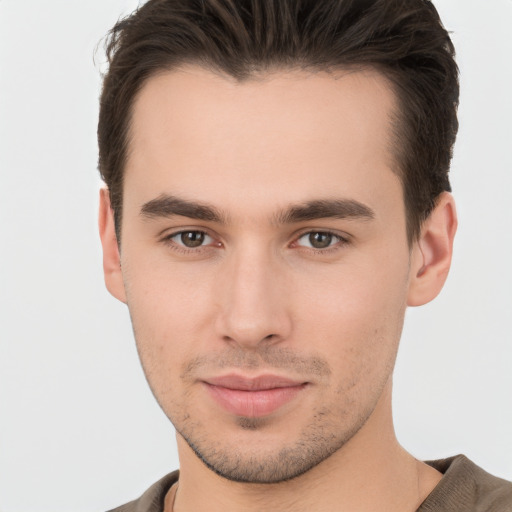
xmin=112 ymin=61 xmax=426 ymax=247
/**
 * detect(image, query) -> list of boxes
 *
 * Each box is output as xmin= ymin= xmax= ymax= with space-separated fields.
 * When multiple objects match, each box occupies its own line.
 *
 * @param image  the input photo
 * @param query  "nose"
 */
xmin=214 ymin=246 xmax=292 ymax=349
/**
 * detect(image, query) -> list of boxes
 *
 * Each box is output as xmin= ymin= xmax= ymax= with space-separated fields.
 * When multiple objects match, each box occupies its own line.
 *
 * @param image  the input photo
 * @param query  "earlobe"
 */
xmin=407 ymin=192 xmax=457 ymax=307
xmin=98 ymin=188 xmax=127 ymax=304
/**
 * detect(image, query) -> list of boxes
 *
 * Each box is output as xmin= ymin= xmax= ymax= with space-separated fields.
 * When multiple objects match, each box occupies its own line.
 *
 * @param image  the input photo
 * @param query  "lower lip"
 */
xmin=204 ymin=383 xmax=307 ymax=418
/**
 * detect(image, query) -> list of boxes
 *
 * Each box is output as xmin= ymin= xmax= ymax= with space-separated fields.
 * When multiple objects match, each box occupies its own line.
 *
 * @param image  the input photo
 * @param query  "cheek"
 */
xmin=121 ymin=233 xmax=410 ymax=393
xmin=293 ymin=255 xmax=409 ymax=386
xmin=121 ymin=255 xmax=217 ymax=374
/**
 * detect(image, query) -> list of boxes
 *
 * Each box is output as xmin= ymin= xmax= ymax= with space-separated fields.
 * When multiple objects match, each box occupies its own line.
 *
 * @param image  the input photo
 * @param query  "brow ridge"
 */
xmin=276 ymin=199 xmax=375 ymax=224
xmin=140 ymin=194 xmax=375 ymax=225
xmin=140 ymin=194 xmax=226 ymax=223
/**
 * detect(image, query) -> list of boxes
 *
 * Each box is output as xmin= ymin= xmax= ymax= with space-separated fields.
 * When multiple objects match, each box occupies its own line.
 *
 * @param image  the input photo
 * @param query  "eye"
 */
xmin=295 ymin=231 xmax=346 ymax=250
xmin=169 ymin=230 xmax=214 ymax=248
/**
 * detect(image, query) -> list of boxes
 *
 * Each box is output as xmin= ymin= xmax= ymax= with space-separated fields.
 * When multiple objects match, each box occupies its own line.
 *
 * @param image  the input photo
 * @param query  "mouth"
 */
xmin=203 ymin=374 xmax=309 ymax=418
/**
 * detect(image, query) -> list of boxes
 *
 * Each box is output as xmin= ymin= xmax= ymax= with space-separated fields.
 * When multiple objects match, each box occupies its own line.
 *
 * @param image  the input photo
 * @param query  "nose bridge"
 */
xmin=215 ymin=242 xmax=290 ymax=347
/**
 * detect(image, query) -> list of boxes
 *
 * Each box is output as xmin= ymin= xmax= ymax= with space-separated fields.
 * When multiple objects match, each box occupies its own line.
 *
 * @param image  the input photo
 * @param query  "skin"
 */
xmin=99 ymin=66 xmax=457 ymax=511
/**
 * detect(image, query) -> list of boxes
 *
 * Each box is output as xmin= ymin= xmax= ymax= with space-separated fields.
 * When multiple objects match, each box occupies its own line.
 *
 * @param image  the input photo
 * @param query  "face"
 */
xmin=114 ymin=67 xmax=415 ymax=483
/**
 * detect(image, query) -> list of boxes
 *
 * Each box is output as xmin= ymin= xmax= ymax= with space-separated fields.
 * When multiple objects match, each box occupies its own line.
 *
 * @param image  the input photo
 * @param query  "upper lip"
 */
xmin=204 ymin=374 xmax=306 ymax=391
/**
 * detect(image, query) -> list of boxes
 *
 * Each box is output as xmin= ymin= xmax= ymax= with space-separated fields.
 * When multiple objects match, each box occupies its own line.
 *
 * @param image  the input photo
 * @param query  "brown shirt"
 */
xmin=107 ymin=455 xmax=512 ymax=512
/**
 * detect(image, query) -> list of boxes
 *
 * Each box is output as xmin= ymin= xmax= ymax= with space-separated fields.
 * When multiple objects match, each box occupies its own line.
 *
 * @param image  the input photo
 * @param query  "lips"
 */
xmin=203 ymin=374 xmax=308 ymax=418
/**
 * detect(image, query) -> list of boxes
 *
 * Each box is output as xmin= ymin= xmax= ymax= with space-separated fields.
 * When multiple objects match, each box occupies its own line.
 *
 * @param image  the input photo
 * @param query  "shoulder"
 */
xmin=106 ymin=471 xmax=179 ymax=512
xmin=419 ymin=455 xmax=512 ymax=512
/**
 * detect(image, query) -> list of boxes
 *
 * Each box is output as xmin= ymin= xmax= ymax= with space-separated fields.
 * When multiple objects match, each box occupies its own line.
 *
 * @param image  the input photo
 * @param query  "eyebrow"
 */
xmin=141 ymin=194 xmax=227 ymax=223
xmin=140 ymin=194 xmax=375 ymax=224
xmin=275 ymin=199 xmax=375 ymax=224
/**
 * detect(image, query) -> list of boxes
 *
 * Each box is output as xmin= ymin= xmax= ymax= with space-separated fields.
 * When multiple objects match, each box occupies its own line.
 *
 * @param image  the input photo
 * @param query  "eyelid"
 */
xmin=159 ymin=226 xmax=215 ymax=239
xmin=159 ymin=227 xmax=222 ymax=250
xmin=293 ymin=227 xmax=351 ymax=240
xmin=158 ymin=226 xmax=350 ymax=252
xmin=292 ymin=229 xmax=351 ymax=250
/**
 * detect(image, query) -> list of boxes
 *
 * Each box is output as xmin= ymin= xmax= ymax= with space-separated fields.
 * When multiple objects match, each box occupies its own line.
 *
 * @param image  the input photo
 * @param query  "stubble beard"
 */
xmin=172 ymin=399 xmax=372 ymax=484
xmin=135 ymin=339 xmax=393 ymax=485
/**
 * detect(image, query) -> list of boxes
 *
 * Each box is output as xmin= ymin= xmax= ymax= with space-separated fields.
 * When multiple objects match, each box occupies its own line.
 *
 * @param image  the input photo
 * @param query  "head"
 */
xmin=98 ymin=0 xmax=458 ymax=484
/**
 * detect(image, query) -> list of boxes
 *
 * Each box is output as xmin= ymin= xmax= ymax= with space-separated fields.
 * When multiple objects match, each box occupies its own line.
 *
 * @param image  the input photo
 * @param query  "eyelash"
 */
xmin=160 ymin=229 xmax=350 ymax=254
xmin=160 ymin=230 xmax=217 ymax=254
xmin=293 ymin=230 xmax=350 ymax=253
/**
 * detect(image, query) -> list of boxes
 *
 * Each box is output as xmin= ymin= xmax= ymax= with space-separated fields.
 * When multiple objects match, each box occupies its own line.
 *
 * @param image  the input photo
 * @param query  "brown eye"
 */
xmin=296 ymin=231 xmax=346 ymax=250
xmin=308 ymin=232 xmax=333 ymax=249
xmin=182 ymin=231 xmax=204 ymax=247
xmin=170 ymin=231 xmax=212 ymax=248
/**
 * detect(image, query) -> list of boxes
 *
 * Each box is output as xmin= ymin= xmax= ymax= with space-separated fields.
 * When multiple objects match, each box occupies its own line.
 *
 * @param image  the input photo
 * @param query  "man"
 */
xmin=97 ymin=0 xmax=511 ymax=511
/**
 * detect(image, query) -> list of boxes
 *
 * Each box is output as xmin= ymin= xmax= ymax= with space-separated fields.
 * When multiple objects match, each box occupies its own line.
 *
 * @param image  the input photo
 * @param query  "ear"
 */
xmin=98 ymin=188 xmax=127 ymax=303
xmin=407 ymin=192 xmax=457 ymax=307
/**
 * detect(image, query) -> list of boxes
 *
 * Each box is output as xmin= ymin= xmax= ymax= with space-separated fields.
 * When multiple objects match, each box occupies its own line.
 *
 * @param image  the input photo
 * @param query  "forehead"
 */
xmin=125 ymin=66 xmax=401 ymax=220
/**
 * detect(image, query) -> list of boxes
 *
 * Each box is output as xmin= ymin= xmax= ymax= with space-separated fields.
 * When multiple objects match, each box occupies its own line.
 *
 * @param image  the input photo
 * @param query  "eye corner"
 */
xmin=292 ymin=230 xmax=351 ymax=252
xmin=159 ymin=228 xmax=221 ymax=252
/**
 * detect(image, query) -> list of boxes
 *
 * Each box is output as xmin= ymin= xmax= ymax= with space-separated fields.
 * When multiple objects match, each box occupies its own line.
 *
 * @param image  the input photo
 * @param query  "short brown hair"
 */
xmin=98 ymin=0 xmax=459 ymax=243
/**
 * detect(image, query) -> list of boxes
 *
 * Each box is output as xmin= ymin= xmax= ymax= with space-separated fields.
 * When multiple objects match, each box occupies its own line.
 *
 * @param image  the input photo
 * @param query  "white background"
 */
xmin=0 ymin=1 xmax=511 ymax=511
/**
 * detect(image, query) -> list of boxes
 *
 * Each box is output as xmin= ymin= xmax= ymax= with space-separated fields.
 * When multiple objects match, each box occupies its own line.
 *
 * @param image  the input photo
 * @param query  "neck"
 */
xmin=170 ymin=384 xmax=441 ymax=512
